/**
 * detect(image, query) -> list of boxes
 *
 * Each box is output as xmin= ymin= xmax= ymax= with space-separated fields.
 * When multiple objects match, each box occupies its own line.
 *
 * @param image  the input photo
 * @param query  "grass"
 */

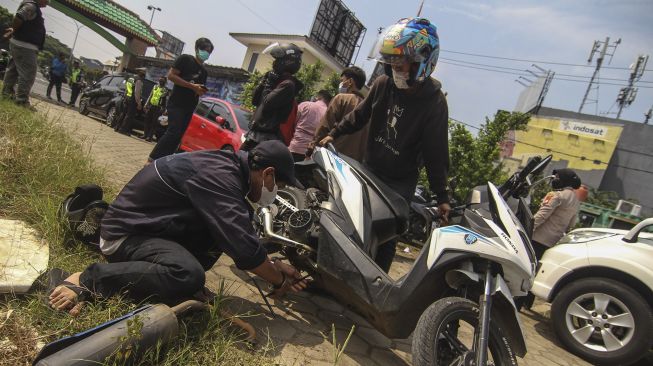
xmin=0 ymin=99 xmax=279 ymax=365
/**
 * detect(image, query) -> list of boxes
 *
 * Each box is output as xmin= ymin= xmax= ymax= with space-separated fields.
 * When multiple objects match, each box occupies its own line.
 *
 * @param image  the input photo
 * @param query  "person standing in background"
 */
xmin=143 ymin=76 xmax=168 ymax=142
xmin=118 ymin=68 xmax=145 ymax=136
xmin=46 ymin=52 xmax=66 ymax=102
xmin=148 ymin=37 xmax=212 ymax=163
xmin=1 ymin=0 xmax=48 ymax=109
xmin=68 ymin=60 xmax=84 ymax=107
xmin=288 ymin=90 xmax=331 ymax=161
xmin=532 ymin=168 xmax=582 ymax=259
xmin=241 ymin=43 xmax=303 ymax=151
xmin=309 ymin=66 xmax=368 ymax=161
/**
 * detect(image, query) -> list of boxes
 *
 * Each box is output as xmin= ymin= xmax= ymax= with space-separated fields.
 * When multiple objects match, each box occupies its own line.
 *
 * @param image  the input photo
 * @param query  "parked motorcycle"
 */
xmin=255 ymin=146 xmax=552 ymax=365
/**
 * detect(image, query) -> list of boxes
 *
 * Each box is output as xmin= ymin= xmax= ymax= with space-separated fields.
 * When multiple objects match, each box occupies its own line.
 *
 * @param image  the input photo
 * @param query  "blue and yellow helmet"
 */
xmin=372 ymin=17 xmax=440 ymax=83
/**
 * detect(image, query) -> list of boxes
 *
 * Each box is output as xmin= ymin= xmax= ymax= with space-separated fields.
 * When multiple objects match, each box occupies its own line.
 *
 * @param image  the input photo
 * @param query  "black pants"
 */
xmin=532 ymin=240 xmax=549 ymax=261
xmin=69 ymin=83 xmax=82 ymax=106
xmin=119 ymin=98 xmax=138 ymax=135
xmin=149 ymin=106 xmax=194 ymax=160
xmin=46 ymin=74 xmax=63 ymax=101
xmin=143 ymin=105 xmax=162 ymax=140
xmin=370 ymin=165 xmax=416 ymax=273
xmin=79 ymin=235 xmax=213 ymax=304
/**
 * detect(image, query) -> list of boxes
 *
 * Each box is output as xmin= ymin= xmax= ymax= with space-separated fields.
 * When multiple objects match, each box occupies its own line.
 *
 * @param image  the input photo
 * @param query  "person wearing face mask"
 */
xmin=532 ymin=168 xmax=582 ymax=259
xmin=318 ymin=18 xmax=450 ymax=273
xmin=148 ymin=38 xmax=212 ymax=162
xmin=309 ymin=66 xmax=368 ymax=161
xmin=241 ymin=43 xmax=304 ymax=151
xmin=142 ymin=76 xmax=169 ymax=142
xmin=47 ymin=140 xmax=308 ymax=315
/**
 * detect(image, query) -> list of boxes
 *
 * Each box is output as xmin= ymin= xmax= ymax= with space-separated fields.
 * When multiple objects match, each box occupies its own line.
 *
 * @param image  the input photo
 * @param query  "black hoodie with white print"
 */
xmin=329 ymin=74 xmax=450 ymax=204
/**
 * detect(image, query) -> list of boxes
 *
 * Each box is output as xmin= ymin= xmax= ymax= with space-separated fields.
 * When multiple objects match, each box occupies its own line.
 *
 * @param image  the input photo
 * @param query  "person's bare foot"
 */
xmin=48 ymin=272 xmax=86 ymax=316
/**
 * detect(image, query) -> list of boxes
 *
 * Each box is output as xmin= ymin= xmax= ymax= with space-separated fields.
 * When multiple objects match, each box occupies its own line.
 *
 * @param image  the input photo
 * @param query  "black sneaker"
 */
xmin=15 ymin=101 xmax=37 ymax=112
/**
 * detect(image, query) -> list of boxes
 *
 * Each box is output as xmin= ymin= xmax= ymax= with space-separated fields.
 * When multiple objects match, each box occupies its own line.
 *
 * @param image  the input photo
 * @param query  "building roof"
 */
xmin=534 ymin=106 xmax=644 ymax=127
xmin=229 ymin=33 xmax=345 ymax=73
xmin=134 ymin=56 xmax=250 ymax=80
xmin=57 ymin=0 xmax=160 ymax=45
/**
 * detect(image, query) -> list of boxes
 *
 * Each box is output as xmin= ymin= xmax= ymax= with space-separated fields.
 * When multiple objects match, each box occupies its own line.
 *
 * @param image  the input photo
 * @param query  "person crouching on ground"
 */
xmin=48 ymin=140 xmax=308 ymax=315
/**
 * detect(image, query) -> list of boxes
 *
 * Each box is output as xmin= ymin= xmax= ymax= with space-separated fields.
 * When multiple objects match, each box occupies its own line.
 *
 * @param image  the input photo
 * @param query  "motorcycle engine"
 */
xmin=272 ymin=188 xmax=325 ymax=246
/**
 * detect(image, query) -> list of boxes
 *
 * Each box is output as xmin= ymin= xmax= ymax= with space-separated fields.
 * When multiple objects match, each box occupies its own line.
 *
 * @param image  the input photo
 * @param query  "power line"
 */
xmin=448 ymin=117 xmax=653 ymax=175
xmin=234 ymin=0 xmax=282 ymax=33
xmin=441 ymin=49 xmax=652 ymax=72
xmin=439 ymin=60 xmax=653 ymax=89
xmin=440 ymin=57 xmax=653 ymax=84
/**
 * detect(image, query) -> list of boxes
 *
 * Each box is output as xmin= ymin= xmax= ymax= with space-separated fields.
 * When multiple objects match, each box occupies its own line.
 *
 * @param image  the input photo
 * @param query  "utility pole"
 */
xmin=147 ymin=5 xmax=162 ymax=27
xmin=644 ymin=105 xmax=652 ymax=124
xmin=579 ymin=37 xmax=620 ymax=114
xmin=616 ymin=54 xmax=649 ymax=119
xmin=417 ymin=0 xmax=425 ymax=16
xmin=68 ymin=21 xmax=85 ymax=68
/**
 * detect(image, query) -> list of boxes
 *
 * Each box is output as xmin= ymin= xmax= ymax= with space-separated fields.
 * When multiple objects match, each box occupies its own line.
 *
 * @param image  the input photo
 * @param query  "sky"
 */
xmin=2 ymin=0 xmax=652 ymax=127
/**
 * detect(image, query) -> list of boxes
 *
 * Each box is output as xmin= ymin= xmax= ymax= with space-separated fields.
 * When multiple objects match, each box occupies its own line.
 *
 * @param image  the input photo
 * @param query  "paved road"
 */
xmin=33 ymin=100 xmax=597 ymax=365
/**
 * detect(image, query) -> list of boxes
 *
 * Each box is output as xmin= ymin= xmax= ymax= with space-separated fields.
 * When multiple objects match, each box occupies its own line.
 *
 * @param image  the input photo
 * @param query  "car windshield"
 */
xmin=233 ymin=107 xmax=252 ymax=131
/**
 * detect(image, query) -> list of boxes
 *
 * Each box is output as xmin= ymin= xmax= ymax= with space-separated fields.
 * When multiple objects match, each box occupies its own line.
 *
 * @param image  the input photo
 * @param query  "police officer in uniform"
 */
xmin=118 ymin=68 xmax=145 ymax=136
xmin=68 ymin=60 xmax=84 ymax=107
xmin=143 ymin=76 xmax=168 ymax=142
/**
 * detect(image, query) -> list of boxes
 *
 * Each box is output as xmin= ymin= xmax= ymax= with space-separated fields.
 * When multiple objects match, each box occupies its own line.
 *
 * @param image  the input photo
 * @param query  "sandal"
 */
xmin=45 ymin=268 xmax=91 ymax=308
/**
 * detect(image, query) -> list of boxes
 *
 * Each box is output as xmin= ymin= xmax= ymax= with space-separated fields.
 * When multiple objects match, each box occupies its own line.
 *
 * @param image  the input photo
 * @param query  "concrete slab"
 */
xmin=0 ymin=219 xmax=49 ymax=293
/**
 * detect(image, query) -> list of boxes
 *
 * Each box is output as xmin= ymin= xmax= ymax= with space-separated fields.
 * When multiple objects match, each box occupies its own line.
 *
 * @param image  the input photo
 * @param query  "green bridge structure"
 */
xmin=50 ymin=0 xmax=160 ymax=70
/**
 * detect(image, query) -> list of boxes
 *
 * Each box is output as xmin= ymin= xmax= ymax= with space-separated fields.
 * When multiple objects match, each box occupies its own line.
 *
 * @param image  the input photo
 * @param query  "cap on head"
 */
xmin=249 ymin=140 xmax=303 ymax=188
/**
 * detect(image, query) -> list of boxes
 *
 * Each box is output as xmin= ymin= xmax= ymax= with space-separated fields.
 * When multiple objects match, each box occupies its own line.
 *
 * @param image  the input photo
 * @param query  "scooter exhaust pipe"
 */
xmin=258 ymin=207 xmax=315 ymax=253
xmin=33 ymin=301 xmax=207 ymax=366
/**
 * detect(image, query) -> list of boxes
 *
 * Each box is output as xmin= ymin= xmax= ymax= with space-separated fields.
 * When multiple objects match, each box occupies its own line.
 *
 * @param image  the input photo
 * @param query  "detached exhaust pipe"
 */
xmin=258 ymin=207 xmax=315 ymax=253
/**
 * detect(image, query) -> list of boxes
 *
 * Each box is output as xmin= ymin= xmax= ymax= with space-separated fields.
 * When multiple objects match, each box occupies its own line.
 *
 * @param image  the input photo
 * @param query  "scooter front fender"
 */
xmin=444 ymin=270 xmax=527 ymax=357
xmin=491 ymin=274 xmax=527 ymax=357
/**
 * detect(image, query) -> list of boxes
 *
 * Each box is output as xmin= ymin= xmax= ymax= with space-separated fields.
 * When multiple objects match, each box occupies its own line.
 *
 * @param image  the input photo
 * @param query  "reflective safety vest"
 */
xmin=125 ymin=77 xmax=135 ymax=98
xmin=70 ymin=68 xmax=81 ymax=83
xmin=149 ymin=85 xmax=165 ymax=106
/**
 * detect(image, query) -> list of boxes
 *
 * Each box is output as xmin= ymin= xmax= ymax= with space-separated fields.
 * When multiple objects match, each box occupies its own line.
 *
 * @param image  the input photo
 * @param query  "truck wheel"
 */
xmin=412 ymin=297 xmax=518 ymax=366
xmin=551 ymin=277 xmax=653 ymax=365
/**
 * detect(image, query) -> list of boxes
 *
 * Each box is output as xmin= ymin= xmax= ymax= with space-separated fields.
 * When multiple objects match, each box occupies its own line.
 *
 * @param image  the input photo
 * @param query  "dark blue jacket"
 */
xmin=100 ymin=150 xmax=266 ymax=270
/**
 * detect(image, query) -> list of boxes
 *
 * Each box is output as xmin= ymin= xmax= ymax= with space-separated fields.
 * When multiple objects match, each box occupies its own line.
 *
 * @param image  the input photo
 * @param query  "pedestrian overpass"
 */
xmin=49 ymin=0 xmax=160 ymax=70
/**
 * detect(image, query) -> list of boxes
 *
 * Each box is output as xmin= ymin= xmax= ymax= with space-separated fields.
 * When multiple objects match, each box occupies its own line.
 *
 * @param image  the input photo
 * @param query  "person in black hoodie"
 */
xmin=319 ymin=17 xmax=451 ymax=272
xmin=241 ymin=43 xmax=303 ymax=151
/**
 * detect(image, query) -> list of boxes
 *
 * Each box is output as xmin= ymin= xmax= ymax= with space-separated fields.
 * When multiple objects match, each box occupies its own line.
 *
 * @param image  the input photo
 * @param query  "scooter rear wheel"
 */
xmin=412 ymin=297 xmax=518 ymax=366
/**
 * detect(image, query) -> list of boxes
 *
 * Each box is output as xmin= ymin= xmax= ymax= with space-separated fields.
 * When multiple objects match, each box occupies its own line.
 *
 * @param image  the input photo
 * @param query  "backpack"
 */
xmin=279 ymin=100 xmax=298 ymax=146
xmin=60 ymin=184 xmax=108 ymax=248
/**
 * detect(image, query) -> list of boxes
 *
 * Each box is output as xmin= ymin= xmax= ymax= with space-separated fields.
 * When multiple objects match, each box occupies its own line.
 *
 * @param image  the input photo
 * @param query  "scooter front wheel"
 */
xmin=412 ymin=297 xmax=518 ymax=366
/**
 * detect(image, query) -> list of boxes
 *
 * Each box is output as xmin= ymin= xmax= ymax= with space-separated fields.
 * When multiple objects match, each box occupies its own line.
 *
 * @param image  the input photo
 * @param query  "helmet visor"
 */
xmin=370 ymin=27 xmax=413 ymax=66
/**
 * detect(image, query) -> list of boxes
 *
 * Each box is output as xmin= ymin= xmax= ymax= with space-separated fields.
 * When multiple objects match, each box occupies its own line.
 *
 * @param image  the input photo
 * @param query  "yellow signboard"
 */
xmin=506 ymin=116 xmax=623 ymax=172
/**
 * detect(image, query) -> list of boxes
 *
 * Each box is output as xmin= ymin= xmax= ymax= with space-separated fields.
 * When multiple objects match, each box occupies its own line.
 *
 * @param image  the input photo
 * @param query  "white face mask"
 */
xmin=338 ymin=81 xmax=348 ymax=94
xmin=392 ymin=70 xmax=410 ymax=89
xmin=256 ymin=173 xmax=278 ymax=207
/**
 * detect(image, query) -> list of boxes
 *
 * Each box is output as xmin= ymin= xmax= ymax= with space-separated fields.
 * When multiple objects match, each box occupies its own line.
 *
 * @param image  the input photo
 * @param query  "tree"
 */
xmin=295 ymin=60 xmax=325 ymax=103
xmin=422 ymin=110 xmax=530 ymax=203
xmin=323 ymin=71 xmax=341 ymax=99
xmin=238 ymin=69 xmax=263 ymax=111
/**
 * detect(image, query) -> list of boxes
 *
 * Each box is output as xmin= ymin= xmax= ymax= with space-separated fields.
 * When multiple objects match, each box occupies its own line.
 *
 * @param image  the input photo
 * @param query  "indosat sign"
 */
xmin=559 ymin=120 xmax=607 ymax=138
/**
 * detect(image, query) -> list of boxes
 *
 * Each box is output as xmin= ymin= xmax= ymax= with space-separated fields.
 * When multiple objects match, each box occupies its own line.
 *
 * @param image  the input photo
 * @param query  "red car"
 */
xmin=180 ymin=98 xmax=251 ymax=152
